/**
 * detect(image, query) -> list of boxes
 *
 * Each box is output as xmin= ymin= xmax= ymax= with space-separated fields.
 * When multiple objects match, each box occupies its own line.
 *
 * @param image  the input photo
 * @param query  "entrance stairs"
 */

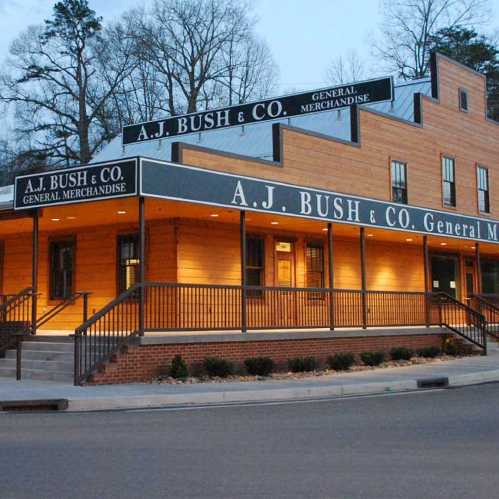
xmin=0 ymin=337 xmax=74 ymax=382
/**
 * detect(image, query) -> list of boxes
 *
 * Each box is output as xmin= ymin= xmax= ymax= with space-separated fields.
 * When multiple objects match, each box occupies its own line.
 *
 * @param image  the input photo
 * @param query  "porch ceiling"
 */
xmin=0 ymin=196 xmax=498 ymax=257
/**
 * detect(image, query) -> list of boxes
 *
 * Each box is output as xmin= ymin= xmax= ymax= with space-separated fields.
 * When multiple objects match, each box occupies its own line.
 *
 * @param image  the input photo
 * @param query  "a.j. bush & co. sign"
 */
xmin=122 ymin=77 xmax=393 ymax=145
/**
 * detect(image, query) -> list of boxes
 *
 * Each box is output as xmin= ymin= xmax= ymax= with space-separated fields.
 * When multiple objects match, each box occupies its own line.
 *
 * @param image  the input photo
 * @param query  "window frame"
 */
xmin=476 ymin=164 xmax=490 ymax=214
xmin=458 ymin=88 xmax=469 ymax=112
xmin=49 ymin=237 xmax=76 ymax=301
xmin=441 ymin=155 xmax=457 ymax=208
xmin=305 ymin=240 xmax=325 ymax=289
xmin=390 ymin=159 xmax=408 ymax=205
xmin=245 ymin=234 xmax=265 ymax=296
xmin=116 ymin=233 xmax=140 ymax=295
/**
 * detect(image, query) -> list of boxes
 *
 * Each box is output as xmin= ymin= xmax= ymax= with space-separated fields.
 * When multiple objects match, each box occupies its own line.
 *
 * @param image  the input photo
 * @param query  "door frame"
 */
xmin=430 ymin=252 xmax=461 ymax=299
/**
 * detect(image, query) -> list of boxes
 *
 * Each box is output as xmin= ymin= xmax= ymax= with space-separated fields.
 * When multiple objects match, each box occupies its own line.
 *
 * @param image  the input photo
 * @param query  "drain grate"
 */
xmin=0 ymin=399 xmax=68 ymax=412
xmin=417 ymin=377 xmax=449 ymax=389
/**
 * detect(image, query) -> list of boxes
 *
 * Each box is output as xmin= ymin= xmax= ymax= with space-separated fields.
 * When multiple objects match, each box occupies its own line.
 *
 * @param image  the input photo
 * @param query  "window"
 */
xmin=442 ymin=156 xmax=456 ymax=207
xmin=49 ymin=239 xmax=75 ymax=300
xmin=477 ymin=166 xmax=490 ymax=213
xmin=305 ymin=242 xmax=324 ymax=288
xmin=459 ymin=89 xmax=468 ymax=112
xmin=246 ymin=236 xmax=264 ymax=294
xmin=117 ymin=234 xmax=140 ymax=294
xmin=482 ymin=260 xmax=499 ymax=294
xmin=391 ymin=160 xmax=408 ymax=204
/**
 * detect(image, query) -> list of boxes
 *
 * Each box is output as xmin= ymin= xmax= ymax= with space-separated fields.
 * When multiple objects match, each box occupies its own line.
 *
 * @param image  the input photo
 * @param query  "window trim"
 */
xmin=304 ymin=240 xmax=325 ymax=290
xmin=116 ymin=232 xmax=141 ymax=296
xmin=476 ymin=164 xmax=490 ymax=214
xmin=48 ymin=236 xmax=76 ymax=301
xmin=458 ymin=87 xmax=469 ymax=112
xmin=245 ymin=234 xmax=265 ymax=296
xmin=390 ymin=158 xmax=408 ymax=205
xmin=441 ymin=154 xmax=457 ymax=209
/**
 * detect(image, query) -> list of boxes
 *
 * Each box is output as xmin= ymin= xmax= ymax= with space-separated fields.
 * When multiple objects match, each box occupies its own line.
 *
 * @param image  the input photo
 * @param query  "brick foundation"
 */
xmin=88 ymin=333 xmax=444 ymax=385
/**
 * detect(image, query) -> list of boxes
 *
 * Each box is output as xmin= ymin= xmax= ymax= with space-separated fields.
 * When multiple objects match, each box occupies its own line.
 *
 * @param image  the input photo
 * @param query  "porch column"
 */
xmin=423 ymin=236 xmax=430 ymax=327
xmin=31 ymin=209 xmax=39 ymax=335
xmin=359 ymin=227 xmax=367 ymax=329
xmin=240 ymin=210 xmax=247 ymax=333
xmin=327 ymin=223 xmax=334 ymax=331
xmin=138 ymin=196 xmax=146 ymax=336
xmin=475 ymin=243 xmax=482 ymax=294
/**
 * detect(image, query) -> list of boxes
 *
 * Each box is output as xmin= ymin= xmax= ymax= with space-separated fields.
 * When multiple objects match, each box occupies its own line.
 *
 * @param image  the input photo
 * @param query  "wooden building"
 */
xmin=0 ymin=53 xmax=498 ymax=384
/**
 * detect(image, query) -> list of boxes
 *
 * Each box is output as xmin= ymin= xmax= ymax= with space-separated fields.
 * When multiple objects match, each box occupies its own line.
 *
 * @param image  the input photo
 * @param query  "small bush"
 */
xmin=390 ymin=347 xmax=413 ymax=361
xmin=360 ymin=351 xmax=385 ymax=367
xmin=288 ymin=356 xmax=318 ymax=373
xmin=327 ymin=353 xmax=355 ymax=371
xmin=244 ymin=357 xmax=275 ymax=376
xmin=443 ymin=341 xmax=459 ymax=356
xmin=169 ymin=354 xmax=189 ymax=380
xmin=417 ymin=346 xmax=441 ymax=358
xmin=203 ymin=357 xmax=235 ymax=378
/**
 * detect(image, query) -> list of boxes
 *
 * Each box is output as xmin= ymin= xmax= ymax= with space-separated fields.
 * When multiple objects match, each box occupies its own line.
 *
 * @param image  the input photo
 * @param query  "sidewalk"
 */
xmin=1 ymin=349 xmax=498 ymax=412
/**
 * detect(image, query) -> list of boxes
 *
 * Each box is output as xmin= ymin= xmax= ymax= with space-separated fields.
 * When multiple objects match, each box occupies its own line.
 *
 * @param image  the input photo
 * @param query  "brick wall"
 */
xmin=88 ymin=333 xmax=444 ymax=384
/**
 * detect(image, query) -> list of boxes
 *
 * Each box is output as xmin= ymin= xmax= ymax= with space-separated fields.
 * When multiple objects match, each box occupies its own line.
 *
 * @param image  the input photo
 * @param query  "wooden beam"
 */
xmin=475 ymin=243 xmax=482 ymax=294
xmin=138 ymin=196 xmax=145 ymax=336
xmin=327 ymin=223 xmax=334 ymax=331
xmin=240 ymin=210 xmax=247 ymax=333
xmin=31 ymin=210 xmax=39 ymax=335
xmin=359 ymin=227 xmax=367 ymax=329
xmin=423 ymin=236 xmax=430 ymax=327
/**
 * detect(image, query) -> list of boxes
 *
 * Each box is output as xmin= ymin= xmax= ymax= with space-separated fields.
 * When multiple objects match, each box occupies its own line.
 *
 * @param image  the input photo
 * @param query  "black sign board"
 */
xmin=123 ymin=77 xmax=393 ymax=145
xmin=141 ymin=159 xmax=499 ymax=244
xmin=14 ymin=159 xmax=138 ymax=210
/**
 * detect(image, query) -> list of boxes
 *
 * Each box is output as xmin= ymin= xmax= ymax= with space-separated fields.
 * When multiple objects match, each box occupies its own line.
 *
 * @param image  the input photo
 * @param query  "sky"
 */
xmin=0 ymin=0 xmax=498 ymax=94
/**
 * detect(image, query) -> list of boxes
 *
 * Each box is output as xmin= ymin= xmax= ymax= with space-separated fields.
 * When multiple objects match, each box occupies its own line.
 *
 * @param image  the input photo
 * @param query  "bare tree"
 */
xmin=325 ymin=50 xmax=367 ymax=84
xmin=0 ymin=0 xmax=135 ymax=165
xmin=374 ymin=0 xmax=491 ymax=79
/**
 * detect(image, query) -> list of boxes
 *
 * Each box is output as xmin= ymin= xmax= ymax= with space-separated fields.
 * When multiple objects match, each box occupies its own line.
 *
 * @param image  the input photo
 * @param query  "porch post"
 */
xmin=327 ymin=223 xmax=334 ymax=331
xmin=423 ymin=236 xmax=430 ymax=327
xmin=359 ymin=227 xmax=367 ymax=329
xmin=138 ymin=196 xmax=145 ymax=336
xmin=475 ymin=243 xmax=482 ymax=294
xmin=240 ymin=210 xmax=247 ymax=333
xmin=31 ymin=209 xmax=39 ymax=335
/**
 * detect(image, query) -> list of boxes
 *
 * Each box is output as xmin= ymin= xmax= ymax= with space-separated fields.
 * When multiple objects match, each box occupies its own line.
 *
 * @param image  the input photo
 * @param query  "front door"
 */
xmin=275 ymin=240 xmax=295 ymax=326
xmin=431 ymin=255 xmax=458 ymax=299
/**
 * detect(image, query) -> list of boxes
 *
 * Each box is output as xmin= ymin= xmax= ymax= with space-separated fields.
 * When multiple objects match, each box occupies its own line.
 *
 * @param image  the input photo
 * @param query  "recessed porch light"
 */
xmin=367 ymin=233 xmax=374 ymax=237
xmin=51 ymin=218 xmax=60 ymax=222
xmin=117 ymin=210 xmax=127 ymax=215
xmin=210 ymin=213 xmax=219 ymax=218
xmin=322 ymin=228 xmax=328 ymax=232
xmin=405 ymin=238 xmax=413 ymax=242
xmin=270 ymin=221 xmax=279 ymax=225
xmin=470 ymin=246 xmax=476 ymax=249
xmin=440 ymin=242 xmax=447 ymax=246
xmin=66 ymin=216 xmax=76 ymax=220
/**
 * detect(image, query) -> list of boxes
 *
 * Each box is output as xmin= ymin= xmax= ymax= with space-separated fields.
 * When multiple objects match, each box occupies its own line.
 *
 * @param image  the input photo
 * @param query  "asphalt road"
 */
xmin=1 ymin=384 xmax=499 ymax=499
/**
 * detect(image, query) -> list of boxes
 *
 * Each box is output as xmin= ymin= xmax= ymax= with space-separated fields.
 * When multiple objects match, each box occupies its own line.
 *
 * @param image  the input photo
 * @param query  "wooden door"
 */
xmin=275 ymin=240 xmax=295 ymax=326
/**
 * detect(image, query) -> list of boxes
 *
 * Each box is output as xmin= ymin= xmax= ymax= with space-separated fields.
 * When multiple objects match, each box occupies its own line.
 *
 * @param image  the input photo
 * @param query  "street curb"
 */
xmin=63 ymin=369 xmax=499 ymax=412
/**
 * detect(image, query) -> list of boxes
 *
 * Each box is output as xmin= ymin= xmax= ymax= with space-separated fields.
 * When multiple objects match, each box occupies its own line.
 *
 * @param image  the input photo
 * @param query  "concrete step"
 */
xmin=21 ymin=341 xmax=74 ymax=353
xmin=0 ymin=358 xmax=73 ymax=372
xmin=0 ymin=366 xmax=73 ymax=382
xmin=4 ymin=349 xmax=72 ymax=362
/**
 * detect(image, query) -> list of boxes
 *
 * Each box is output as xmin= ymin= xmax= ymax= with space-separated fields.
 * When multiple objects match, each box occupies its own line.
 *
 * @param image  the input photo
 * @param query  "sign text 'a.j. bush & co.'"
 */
xmin=14 ymin=160 xmax=137 ymax=210
xmin=122 ymin=77 xmax=393 ymax=145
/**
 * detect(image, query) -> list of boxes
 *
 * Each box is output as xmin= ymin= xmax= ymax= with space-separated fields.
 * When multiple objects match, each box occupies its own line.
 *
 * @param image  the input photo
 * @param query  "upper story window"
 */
xmin=459 ymin=89 xmax=468 ymax=112
xmin=477 ymin=165 xmax=490 ymax=213
xmin=391 ymin=160 xmax=408 ymax=204
xmin=117 ymin=233 xmax=140 ymax=294
xmin=442 ymin=156 xmax=456 ymax=208
xmin=50 ymin=239 xmax=75 ymax=300
xmin=305 ymin=242 xmax=324 ymax=288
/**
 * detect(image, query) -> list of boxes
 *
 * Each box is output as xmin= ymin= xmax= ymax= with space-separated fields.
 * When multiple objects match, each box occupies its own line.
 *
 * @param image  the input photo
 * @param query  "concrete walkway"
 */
xmin=1 ymin=347 xmax=498 ymax=411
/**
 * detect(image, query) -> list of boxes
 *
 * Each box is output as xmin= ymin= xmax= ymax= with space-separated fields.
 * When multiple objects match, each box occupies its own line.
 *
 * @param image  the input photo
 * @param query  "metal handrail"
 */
xmin=37 ymin=291 xmax=91 ymax=329
xmin=74 ymin=284 xmax=141 ymax=385
xmin=471 ymin=294 xmax=499 ymax=338
xmin=433 ymin=292 xmax=487 ymax=353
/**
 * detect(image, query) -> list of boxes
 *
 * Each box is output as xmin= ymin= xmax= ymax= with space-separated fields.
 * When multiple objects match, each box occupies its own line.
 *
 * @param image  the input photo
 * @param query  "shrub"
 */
xmin=443 ymin=341 xmax=459 ymax=356
xmin=360 ymin=351 xmax=385 ymax=367
xmin=169 ymin=354 xmax=189 ymax=380
xmin=417 ymin=346 xmax=441 ymax=358
xmin=390 ymin=347 xmax=413 ymax=361
xmin=203 ymin=357 xmax=235 ymax=378
xmin=327 ymin=353 xmax=355 ymax=371
xmin=244 ymin=357 xmax=275 ymax=376
xmin=288 ymin=356 xmax=318 ymax=373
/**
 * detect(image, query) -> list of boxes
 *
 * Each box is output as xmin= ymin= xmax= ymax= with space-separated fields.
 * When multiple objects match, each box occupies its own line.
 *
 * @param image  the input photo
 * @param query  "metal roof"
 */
xmin=93 ymin=79 xmax=432 ymax=164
